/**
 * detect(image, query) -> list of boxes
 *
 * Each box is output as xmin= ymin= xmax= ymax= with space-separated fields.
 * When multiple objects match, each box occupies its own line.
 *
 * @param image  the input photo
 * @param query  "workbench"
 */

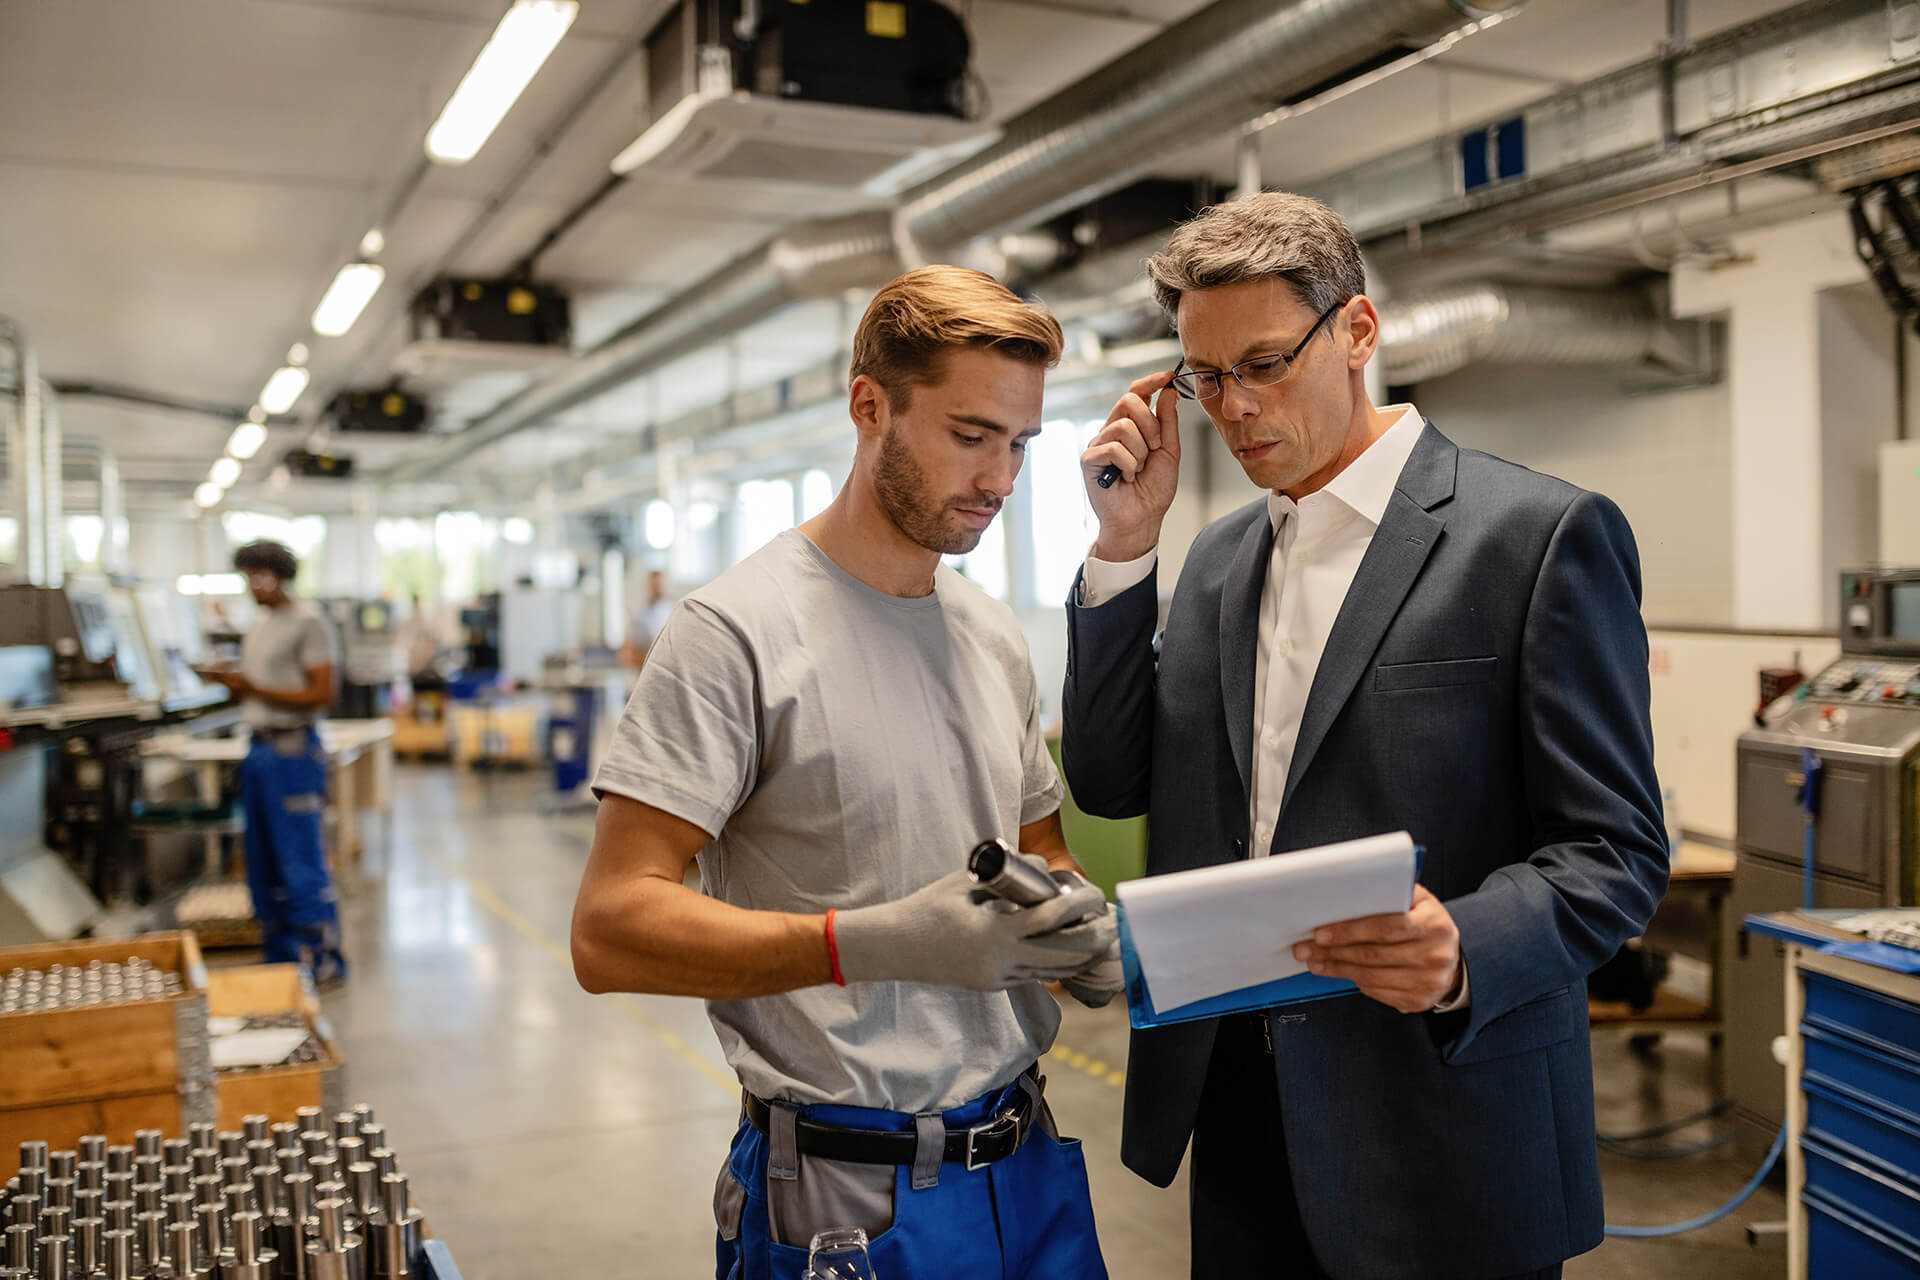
xmin=1747 ymin=911 xmax=1920 ymax=1277
xmin=140 ymin=719 xmax=395 ymax=874
xmin=1588 ymin=841 xmax=1737 ymax=1092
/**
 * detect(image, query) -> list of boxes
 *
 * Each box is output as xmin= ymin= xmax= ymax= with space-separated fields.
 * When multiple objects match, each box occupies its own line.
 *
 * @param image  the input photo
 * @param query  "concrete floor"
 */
xmin=319 ymin=767 xmax=1787 ymax=1278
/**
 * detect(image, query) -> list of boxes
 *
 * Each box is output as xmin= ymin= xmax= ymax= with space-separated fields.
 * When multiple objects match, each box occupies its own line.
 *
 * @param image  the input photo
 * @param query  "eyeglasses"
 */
xmin=1170 ymin=300 xmax=1347 ymax=401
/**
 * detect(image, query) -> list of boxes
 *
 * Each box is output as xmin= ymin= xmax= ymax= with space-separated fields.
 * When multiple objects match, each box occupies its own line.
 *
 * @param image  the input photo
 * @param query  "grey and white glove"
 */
xmin=835 ymin=868 xmax=1109 ymax=990
xmin=1049 ymin=869 xmax=1123 ymax=1009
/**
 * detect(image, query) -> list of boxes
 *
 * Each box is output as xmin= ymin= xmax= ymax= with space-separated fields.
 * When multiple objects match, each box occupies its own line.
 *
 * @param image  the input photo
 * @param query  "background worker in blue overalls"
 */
xmin=571 ymin=266 xmax=1123 ymax=1280
xmin=202 ymin=539 xmax=348 ymax=984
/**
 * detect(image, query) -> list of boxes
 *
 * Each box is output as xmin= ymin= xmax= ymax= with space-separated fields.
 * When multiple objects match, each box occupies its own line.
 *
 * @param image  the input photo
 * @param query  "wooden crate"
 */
xmin=389 ymin=712 xmax=450 ymax=759
xmin=0 ymin=932 xmax=215 ymax=1149
xmin=450 ymin=702 xmax=542 ymax=767
xmin=206 ymin=964 xmax=345 ymax=1128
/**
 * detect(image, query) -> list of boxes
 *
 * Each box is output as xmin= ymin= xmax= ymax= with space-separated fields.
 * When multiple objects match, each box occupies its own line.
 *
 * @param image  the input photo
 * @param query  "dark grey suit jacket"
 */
xmin=1061 ymin=423 xmax=1669 ymax=1278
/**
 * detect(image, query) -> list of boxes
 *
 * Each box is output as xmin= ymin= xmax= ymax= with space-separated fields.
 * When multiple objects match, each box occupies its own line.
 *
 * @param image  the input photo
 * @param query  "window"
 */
xmin=434 ymin=511 xmax=498 ymax=603
xmin=374 ymin=518 xmax=438 ymax=607
xmin=733 ymin=478 xmax=795 ymax=563
xmin=800 ymin=469 xmax=835 ymax=520
xmin=643 ymin=499 xmax=675 ymax=550
xmin=1026 ymin=419 xmax=1099 ymax=608
xmin=64 ymin=515 xmax=104 ymax=569
xmin=946 ymin=512 xmax=1009 ymax=601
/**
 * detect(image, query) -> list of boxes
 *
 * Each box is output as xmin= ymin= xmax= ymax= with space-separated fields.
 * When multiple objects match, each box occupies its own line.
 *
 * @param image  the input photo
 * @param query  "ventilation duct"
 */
xmin=1379 ymin=283 xmax=1703 ymax=384
xmin=893 ymin=0 xmax=1520 ymax=257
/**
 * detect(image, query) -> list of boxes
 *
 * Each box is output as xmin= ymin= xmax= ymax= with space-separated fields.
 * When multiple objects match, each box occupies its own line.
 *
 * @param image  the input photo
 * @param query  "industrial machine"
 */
xmin=0 ymin=583 xmax=122 ymax=686
xmin=325 ymin=597 xmax=396 ymax=719
xmin=1726 ymin=566 xmax=1920 ymax=1153
xmin=0 ymin=582 xmax=225 ymax=942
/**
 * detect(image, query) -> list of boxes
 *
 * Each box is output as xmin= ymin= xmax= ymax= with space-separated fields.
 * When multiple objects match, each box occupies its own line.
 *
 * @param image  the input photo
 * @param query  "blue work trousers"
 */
xmin=716 ymin=1073 xmax=1108 ymax=1279
xmin=241 ymin=728 xmax=343 ymax=977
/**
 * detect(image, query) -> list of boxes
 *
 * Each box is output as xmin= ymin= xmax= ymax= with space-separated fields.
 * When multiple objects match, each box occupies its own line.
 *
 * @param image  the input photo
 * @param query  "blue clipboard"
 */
xmin=1117 ymin=845 xmax=1424 ymax=1030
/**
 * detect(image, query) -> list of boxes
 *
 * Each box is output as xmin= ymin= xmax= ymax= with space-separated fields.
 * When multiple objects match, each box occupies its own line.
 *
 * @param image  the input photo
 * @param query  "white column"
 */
xmin=1672 ymin=214 xmax=1873 ymax=631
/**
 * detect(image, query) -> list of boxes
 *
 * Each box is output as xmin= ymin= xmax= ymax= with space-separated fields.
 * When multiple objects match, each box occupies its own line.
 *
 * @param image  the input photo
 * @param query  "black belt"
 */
xmin=744 ymin=1086 xmax=1035 ymax=1173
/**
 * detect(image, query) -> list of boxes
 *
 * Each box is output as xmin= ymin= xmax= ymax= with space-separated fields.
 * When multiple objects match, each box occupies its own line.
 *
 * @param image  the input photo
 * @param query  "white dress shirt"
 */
xmin=1080 ymin=405 xmax=1470 ymax=1009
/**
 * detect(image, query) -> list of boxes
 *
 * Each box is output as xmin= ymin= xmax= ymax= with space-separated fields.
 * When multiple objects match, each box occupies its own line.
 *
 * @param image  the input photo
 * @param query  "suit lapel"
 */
xmin=1279 ymin=424 xmax=1457 ymax=816
xmin=1218 ymin=511 xmax=1275 ymax=811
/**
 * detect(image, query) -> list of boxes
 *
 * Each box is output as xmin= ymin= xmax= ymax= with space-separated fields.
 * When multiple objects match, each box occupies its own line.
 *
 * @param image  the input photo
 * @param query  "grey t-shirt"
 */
xmin=240 ymin=601 xmax=336 ymax=729
xmin=592 ymin=530 xmax=1067 ymax=1113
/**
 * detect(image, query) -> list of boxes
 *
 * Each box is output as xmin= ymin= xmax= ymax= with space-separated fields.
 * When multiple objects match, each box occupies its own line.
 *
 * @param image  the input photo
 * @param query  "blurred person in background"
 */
xmin=620 ymin=568 xmax=675 ymax=671
xmin=198 ymin=539 xmax=348 ymax=984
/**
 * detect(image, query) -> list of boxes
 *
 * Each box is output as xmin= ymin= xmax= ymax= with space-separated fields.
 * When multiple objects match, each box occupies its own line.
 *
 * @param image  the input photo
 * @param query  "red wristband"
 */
xmin=825 ymin=909 xmax=846 ymax=986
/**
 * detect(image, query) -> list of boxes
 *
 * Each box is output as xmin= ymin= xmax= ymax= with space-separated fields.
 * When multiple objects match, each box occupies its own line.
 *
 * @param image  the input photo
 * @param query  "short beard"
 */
xmin=874 ymin=426 xmax=989 ymax=555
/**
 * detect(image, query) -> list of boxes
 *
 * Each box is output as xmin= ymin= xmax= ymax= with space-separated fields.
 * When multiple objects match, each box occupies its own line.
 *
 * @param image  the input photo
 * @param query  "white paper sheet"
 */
xmin=209 ymin=1028 xmax=312 ymax=1070
xmin=1115 ymin=831 xmax=1418 ymax=1010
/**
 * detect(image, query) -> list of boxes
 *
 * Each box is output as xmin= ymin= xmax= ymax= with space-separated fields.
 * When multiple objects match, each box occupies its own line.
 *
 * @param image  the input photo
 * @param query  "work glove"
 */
xmin=1050 ymin=869 xmax=1124 ymax=1009
xmin=835 ymin=866 xmax=1110 ymax=990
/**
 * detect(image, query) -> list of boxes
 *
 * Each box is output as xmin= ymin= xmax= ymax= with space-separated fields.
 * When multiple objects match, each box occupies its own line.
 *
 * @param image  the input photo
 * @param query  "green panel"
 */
xmin=1047 ymin=738 xmax=1147 ymax=898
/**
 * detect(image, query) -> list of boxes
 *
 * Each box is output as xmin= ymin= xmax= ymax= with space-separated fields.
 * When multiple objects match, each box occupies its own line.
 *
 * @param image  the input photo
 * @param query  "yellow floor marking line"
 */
xmin=1049 ymin=1042 xmax=1125 ymax=1089
xmin=417 ymin=848 xmax=738 ymax=1097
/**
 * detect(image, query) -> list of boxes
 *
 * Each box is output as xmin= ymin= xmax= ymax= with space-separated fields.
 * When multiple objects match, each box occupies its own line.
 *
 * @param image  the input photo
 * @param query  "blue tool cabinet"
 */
xmin=1769 ymin=930 xmax=1920 ymax=1277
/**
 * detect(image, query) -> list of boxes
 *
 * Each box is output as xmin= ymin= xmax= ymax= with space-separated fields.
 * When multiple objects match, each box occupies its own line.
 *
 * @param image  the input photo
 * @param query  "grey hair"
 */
xmin=1145 ymin=191 xmax=1366 ymax=322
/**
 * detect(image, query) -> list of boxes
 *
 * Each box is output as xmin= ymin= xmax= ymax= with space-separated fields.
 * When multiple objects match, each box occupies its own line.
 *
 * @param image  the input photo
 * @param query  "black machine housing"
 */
xmin=409 ymin=278 xmax=572 ymax=349
xmin=325 ymin=388 xmax=430 ymax=435
xmin=282 ymin=448 xmax=356 ymax=480
xmin=647 ymin=0 xmax=972 ymax=119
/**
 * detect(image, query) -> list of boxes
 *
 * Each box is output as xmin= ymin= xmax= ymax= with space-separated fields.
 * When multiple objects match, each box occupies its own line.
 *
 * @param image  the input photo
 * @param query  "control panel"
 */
xmin=1807 ymin=656 xmax=1920 ymax=707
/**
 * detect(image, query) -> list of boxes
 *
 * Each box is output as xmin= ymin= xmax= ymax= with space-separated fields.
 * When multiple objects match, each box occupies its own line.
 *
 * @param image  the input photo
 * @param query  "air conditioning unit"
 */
xmin=325 ymin=387 xmax=429 ymax=435
xmin=281 ymin=449 xmax=355 ymax=480
xmin=394 ymin=278 xmax=575 ymax=388
xmin=611 ymin=0 xmax=996 ymax=194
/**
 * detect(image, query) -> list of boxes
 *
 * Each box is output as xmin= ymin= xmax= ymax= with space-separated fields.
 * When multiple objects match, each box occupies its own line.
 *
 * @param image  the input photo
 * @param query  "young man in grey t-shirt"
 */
xmin=574 ymin=266 xmax=1121 ymax=1279
xmin=200 ymin=539 xmax=345 ymax=983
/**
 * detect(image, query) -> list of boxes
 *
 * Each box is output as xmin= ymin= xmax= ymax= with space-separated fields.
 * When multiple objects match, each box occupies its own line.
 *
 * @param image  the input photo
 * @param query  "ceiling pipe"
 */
xmin=1378 ymin=282 xmax=1702 ymax=383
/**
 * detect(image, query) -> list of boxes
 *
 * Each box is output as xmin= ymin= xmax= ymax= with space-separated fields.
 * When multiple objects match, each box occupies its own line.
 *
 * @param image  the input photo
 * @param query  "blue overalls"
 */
xmin=716 ymin=1072 xmax=1107 ymax=1279
xmin=240 ymin=726 xmax=346 ymax=982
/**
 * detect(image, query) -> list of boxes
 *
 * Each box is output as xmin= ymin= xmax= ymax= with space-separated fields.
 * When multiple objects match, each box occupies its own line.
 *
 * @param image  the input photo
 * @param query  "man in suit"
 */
xmin=1060 ymin=192 xmax=1669 ymax=1278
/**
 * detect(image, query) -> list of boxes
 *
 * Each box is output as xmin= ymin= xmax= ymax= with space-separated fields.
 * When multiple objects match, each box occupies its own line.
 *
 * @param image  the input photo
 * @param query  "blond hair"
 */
xmin=1146 ymin=191 xmax=1365 ymax=321
xmin=850 ymin=266 xmax=1064 ymax=408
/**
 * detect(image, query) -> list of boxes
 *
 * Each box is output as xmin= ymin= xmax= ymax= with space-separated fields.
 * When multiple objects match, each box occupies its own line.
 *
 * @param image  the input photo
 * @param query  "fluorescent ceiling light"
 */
xmin=359 ymin=228 xmax=386 ymax=257
xmin=210 ymin=457 xmax=242 ymax=489
xmin=311 ymin=263 xmax=386 ymax=338
xmin=194 ymin=482 xmax=225 ymax=509
xmin=259 ymin=366 xmax=310 ymax=415
xmin=176 ymin=575 xmax=204 ymax=595
xmin=247 ymin=404 xmax=266 ymax=424
xmin=425 ymin=1 xmax=577 ymax=165
xmin=228 ymin=422 xmax=268 ymax=460
xmin=287 ymin=342 xmax=310 ymax=366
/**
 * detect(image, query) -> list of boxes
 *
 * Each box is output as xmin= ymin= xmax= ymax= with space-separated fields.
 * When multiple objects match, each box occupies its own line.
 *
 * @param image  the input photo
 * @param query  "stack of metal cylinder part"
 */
xmin=0 ymin=960 xmax=184 ymax=1014
xmin=0 ymin=1107 xmax=424 ymax=1280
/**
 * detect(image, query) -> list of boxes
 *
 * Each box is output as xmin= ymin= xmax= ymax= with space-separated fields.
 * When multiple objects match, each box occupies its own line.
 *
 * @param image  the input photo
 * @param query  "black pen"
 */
xmin=1096 ymin=463 xmax=1122 ymax=489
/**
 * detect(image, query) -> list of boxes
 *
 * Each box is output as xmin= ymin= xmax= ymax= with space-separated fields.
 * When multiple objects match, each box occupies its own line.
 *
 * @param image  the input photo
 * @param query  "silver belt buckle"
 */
xmin=963 ymin=1109 xmax=1019 ymax=1172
